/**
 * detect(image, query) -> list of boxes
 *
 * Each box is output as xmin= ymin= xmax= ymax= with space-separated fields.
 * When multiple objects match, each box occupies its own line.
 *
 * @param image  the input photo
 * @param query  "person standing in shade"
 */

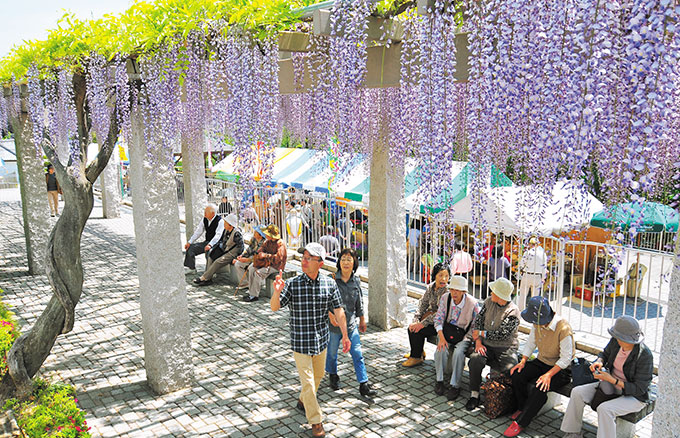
xmin=517 ymin=236 xmax=547 ymax=311
xmin=561 ymin=316 xmax=652 ymax=438
xmin=325 ymin=248 xmax=377 ymax=398
xmin=465 ymin=278 xmax=520 ymax=411
xmin=503 ymin=296 xmax=574 ymax=437
xmin=183 ymin=204 xmax=224 ymax=274
xmin=433 ymin=275 xmax=480 ymax=401
xmin=45 ymin=164 xmax=61 ymax=217
xmin=402 ymin=263 xmax=451 ymax=367
xmin=271 ymin=243 xmax=351 ymax=438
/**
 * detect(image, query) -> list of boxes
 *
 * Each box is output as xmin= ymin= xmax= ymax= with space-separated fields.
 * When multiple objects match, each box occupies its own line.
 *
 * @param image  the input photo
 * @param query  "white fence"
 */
xmin=174 ymin=173 xmax=675 ymax=356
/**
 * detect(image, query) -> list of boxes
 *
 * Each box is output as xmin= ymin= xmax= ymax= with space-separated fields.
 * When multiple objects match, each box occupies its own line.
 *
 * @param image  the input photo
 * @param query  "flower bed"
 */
xmin=0 ymin=290 xmax=19 ymax=379
xmin=5 ymin=379 xmax=91 ymax=438
xmin=0 ymin=290 xmax=91 ymax=438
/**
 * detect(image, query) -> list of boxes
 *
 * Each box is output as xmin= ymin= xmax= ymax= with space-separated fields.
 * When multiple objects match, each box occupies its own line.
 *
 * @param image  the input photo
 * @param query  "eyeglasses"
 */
xmin=302 ymin=255 xmax=322 ymax=262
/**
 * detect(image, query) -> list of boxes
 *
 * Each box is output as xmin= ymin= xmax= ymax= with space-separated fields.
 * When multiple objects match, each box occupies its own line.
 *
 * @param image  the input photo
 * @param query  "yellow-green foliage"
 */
xmin=0 ymin=0 xmax=324 ymax=83
xmin=0 ymin=0 xmax=408 ymax=83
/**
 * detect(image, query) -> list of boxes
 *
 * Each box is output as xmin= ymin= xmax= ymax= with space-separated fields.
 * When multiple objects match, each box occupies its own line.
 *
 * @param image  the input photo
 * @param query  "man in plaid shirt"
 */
xmin=271 ymin=242 xmax=351 ymax=438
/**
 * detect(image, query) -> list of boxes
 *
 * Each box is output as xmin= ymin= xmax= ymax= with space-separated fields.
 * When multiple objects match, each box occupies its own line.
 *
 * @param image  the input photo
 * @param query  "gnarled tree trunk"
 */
xmin=1 ymin=73 xmax=120 ymax=400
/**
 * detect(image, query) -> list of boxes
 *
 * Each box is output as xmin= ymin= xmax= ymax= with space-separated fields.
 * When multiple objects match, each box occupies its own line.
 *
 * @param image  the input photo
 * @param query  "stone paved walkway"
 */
xmin=0 ymin=190 xmax=654 ymax=437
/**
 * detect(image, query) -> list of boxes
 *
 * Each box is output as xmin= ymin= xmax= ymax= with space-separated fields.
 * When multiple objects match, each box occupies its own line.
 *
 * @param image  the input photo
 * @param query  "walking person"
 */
xmin=271 ymin=243 xmax=351 ymax=438
xmin=325 ymin=248 xmax=377 ymax=398
xmin=402 ymin=263 xmax=451 ymax=367
xmin=503 ymin=296 xmax=574 ymax=437
xmin=561 ymin=316 xmax=652 ymax=438
xmin=45 ymin=164 xmax=61 ymax=217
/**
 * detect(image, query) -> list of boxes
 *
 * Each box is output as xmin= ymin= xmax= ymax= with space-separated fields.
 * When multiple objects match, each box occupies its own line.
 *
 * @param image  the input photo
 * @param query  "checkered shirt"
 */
xmin=279 ymin=272 xmax=343 ymax=356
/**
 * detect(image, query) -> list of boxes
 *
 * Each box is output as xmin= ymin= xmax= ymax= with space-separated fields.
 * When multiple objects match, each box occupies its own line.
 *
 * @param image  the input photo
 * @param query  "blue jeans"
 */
xmin=325 ymin=327 xmax=368 ymax=384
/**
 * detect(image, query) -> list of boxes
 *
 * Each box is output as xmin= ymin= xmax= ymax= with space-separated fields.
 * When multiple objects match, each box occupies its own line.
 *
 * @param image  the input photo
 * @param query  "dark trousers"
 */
xmin=408 ymin=324 xmax=437 ymax=358
xmin=511 ymin=359 xmax=571 ymax=428
xmin=184 ymin=241 xmax=208 ymax=269
xmin=468 ymin=344 xmax=518 ymax=392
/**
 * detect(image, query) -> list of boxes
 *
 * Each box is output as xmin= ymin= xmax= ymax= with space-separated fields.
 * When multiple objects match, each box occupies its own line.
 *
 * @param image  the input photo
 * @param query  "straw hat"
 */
xmin=262 ymin=224 xmax=281 ymax=240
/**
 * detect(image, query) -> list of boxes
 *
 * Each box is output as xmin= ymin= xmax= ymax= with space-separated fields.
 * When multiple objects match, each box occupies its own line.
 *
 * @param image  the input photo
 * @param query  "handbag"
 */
xmin=590 ymin=384 xmax=621 ymax=411
xmin=442 ymin=295 xmax=471 ymax=346
xmin=481 ymin=373 xmax=516 ymax=419
xmin=571 ymin=357 xmax=596 ymax=387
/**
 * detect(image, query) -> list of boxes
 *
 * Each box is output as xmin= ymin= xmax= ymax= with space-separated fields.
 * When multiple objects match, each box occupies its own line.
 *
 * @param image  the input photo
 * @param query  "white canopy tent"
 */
xmin=452 ymin=180 xmax=604 ymax=236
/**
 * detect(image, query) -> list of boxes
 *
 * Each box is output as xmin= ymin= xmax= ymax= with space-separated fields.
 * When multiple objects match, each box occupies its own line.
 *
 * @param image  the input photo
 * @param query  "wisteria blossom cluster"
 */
xmin=463 ymin=0 xmax=680 ymax=236
xmin=3 ymin=0 xmax=677 ymax=241
xmin=0 ymin=93 xmax=8 ymax=136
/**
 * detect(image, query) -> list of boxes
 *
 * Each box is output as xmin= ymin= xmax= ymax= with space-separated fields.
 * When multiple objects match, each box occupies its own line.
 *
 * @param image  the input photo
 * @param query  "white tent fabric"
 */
xmin=452 ymin=180 xmax=603 ymax=236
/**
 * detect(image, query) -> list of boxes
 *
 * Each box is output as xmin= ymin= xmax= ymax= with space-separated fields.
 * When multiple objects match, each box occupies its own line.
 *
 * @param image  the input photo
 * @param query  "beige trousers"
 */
xmin=294 ymin=350 xmax=327 ymax=425
xmin=47 ymin=190 xmax=59 ymax=215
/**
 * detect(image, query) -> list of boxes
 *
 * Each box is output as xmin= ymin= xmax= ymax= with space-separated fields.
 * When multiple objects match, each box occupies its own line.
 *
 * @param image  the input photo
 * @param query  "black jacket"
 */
xmin=598 ymin=338 xmax=653 ymax=402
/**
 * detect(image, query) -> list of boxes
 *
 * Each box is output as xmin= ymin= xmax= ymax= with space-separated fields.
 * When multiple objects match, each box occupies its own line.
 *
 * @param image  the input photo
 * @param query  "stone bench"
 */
xmin=552 ymin=382 xmax=655 ymax=438
xmin=216 ymin=263 xmax=296 ymax=298
xmin=424 ymin=337 xmax=654 ymax=437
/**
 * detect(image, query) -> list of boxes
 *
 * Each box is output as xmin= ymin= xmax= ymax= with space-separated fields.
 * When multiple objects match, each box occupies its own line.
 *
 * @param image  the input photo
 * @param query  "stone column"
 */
xmin=100 ymin=143 xmax=121 ymax=218
xmin=181 ymin=134 xmax=207 ymax=237
xmin=651 ymin=230 xmax=680 ymax=436
xmin=129 ymin=108 xmax=193 ymax=394
xmin=367 ymin=142 xmax=407 ymax=329
xmin=12 ymin=114 xmax=50 ymax=275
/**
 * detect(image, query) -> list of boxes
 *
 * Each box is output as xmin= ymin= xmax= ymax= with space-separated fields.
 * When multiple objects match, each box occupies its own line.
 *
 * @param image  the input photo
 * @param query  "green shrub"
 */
xmin=5 ymin=379 xmax=91 ymax=438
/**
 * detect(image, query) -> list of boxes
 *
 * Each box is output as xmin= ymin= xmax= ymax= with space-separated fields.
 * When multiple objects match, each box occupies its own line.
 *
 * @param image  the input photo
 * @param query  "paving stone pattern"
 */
xmin=0 ymin=195 xmax=655 ymax=438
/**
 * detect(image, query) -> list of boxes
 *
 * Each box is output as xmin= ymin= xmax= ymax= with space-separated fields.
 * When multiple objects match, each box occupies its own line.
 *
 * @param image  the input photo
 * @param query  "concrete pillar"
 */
xmin=100 ymin=143 xmax=121 ymax=218
xmin=651 ymin=230 xmax=680 ymax=436
xmin=12 ymin=114 xmax=50 ymax=275
xmin=181 ymin=134 xmax=207 ymax=237
xmin=129 ymin=107 xmax=193 ymax=394
xmin=367 ymin=143 xmax=408 ymax=329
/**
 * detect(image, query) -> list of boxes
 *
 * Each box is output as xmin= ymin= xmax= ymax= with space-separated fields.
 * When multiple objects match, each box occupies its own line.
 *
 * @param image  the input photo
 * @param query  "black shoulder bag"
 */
xmin=442 ymin=295 xmax=471 ymax=345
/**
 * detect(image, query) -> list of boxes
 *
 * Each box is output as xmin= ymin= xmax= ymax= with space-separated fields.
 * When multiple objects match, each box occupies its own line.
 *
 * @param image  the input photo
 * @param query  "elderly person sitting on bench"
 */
xmin=433 ymin=275 xmax=480 ymax=401
xmin=242 ymin=225 xmax=287 ymax=303
xmin=561 ymin=316 xmax=653 ymax=438
xmin=193 ymin=214 xmax=244 ymax=286
xmin=465 ymin=277 xmax=520 ymax=411
xmin=504 ymin=296 xmax=575 ymax=437
xmin=233 ymin=225 xmax=267 ymax=289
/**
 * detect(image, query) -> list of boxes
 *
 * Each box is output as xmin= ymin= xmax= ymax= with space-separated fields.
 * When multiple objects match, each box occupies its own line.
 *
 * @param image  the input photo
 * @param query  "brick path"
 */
xmin=0 ymin=191 xmax=654 ymax=437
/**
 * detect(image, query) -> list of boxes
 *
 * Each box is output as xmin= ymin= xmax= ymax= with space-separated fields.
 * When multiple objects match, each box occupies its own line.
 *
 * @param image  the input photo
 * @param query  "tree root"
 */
xmin=6 ymin=336 xmax=32 ymax=399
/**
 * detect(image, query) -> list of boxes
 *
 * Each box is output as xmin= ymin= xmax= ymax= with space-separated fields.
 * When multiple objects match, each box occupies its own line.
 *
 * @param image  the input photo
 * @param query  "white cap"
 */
xmin=297 ymin=242 xmax=327 ymax=260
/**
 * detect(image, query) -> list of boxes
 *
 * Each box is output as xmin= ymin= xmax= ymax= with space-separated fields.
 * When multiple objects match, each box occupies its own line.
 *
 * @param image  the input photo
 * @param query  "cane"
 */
xmin=233 ymin=266 xmax=250 ymax=298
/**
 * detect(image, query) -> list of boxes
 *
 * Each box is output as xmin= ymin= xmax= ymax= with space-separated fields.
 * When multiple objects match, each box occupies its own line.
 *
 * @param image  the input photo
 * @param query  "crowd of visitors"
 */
xmin=180 ymin=202 xmax=652 ymax=438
